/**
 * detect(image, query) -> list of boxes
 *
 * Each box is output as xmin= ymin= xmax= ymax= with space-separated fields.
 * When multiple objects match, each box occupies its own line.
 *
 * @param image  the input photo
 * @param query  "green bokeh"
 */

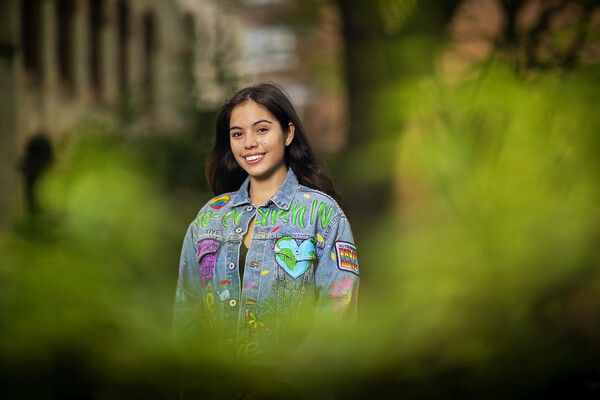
xmin=3 ymin=4 xmax=600 ymax=394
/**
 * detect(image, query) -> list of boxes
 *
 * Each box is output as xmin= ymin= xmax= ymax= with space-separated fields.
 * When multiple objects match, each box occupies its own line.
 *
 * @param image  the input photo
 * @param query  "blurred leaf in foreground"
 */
xmin=343 ymin=62 xmax=600 ymax=399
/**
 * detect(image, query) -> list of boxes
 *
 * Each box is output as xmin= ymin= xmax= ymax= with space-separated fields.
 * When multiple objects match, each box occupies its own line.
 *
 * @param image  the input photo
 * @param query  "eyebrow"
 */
xmin=229 ymin=119 xmax=273 ymax=131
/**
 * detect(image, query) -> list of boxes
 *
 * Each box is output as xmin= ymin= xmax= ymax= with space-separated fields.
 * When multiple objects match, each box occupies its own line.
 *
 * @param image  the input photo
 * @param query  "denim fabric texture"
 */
xmin=173 ymin=168 xmax=359 ymax=364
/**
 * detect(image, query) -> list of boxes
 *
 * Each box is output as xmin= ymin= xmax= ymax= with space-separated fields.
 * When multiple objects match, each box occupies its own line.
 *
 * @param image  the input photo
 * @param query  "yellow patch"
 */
xmin=303 ymin=193 xmax=310 ymax=198
xmin=317 ymin=234 xmax=324 ymax=242
xmin=331 ymin=251 xmax=336 ymax=261
xmin=261 ymin=270 xmax=270 ymax=275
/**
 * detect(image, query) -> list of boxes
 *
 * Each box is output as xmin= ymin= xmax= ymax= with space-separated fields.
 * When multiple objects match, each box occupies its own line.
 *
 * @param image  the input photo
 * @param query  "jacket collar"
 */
xmin=231 ymin=168 xmax=298 ymax=210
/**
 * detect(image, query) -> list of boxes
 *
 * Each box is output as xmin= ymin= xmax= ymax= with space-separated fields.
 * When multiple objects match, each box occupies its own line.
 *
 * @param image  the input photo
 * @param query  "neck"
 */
xmin=249 ymin=167 xmax=288 ymax=206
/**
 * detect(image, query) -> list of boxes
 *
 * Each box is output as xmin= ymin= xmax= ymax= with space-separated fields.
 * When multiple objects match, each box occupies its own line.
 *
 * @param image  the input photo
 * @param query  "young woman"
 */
xmin=173 ymin=82 xmax=359 ymax=366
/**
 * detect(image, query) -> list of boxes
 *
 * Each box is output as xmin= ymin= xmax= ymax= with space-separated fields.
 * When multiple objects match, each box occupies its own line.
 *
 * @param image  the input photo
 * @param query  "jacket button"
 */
xmin=228 ymin=262 xmax=235 ymax=270
xmin=235 ymin=227 xmax=243 ymax=233
xmin=246 ymin=206 xmax=253 ymax=212
xmin=229 ymin=299 xmax=237 ymax=307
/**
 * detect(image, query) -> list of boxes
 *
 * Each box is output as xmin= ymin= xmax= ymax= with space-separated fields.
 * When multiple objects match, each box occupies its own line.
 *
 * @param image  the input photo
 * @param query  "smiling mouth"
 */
xmin=244 ymin=154 xmax=265 ymax=163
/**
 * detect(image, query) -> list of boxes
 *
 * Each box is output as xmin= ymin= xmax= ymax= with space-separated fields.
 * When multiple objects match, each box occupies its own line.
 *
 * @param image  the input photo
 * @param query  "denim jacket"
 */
xmin=173 ymin=168 xmax=359 ymax=365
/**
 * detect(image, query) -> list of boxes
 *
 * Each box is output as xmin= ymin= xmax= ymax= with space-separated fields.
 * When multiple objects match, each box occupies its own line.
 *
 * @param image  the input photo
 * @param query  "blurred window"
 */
xmin=21 ymin=0 xmax=41 ymax=77
xmin=142 ymin=12 xmax=156 ymax=111
xmin=89 ymin=0 xmax=104 ymax=99
xmin=242 ymin=26 xmax=297 ymax=74
xmin=117 ymin=0 xmax=129 ymax=93
xmin=56 ymin=0 xmax=75 ymax=89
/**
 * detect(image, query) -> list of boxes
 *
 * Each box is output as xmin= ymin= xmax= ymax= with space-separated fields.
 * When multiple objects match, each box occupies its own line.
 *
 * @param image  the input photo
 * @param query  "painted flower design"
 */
xmin=328 ymin=276 xmax=357 ymax=316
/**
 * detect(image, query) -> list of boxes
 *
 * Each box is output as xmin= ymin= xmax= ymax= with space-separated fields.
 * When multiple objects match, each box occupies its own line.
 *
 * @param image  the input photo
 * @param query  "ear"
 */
xmin=285 ymin=123 xmax=295 ymax=146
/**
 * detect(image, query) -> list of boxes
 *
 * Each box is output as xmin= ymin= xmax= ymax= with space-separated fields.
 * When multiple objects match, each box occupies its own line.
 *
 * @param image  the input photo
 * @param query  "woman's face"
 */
xmin=229 ymin=100 xmax=294 ymax=183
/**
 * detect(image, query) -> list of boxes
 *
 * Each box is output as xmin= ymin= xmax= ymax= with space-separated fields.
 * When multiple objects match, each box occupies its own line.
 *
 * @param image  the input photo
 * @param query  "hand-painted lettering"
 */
xmin=198 ymin=200 xmax=334 ymax=230
xmin=298 ymin=209 xmax=306 ymax=229
xmin=233 ymin=209 xmax=245 ymax=226
xmin=201 ymin=211 xmax=212 ymax=228
xmin=204 ymin=292 xmax=215 ymax=314
xmin=310 ymin=200 xmax=318 ymax=226
xmin=222 ymin=209 xmax=235 ymax=227
xmin=280 ymin=208 xmax=290 ymax=224
xmin=291 ymin=200 xmax=307 ymax=229
xmin=316 ymin=202 xmax=334 ymax=229
xmin=256 ymin=208 xmax=269 ymax=227
xmin=238 ymin=339 xmax=263 ymax=359
xmin=270 ymin=209 xmax=286 ymax=225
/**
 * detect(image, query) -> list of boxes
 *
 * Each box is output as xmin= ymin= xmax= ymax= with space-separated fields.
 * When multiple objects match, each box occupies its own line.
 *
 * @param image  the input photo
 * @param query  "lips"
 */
xmin=244 ymin=153 xmax=265 ymax=164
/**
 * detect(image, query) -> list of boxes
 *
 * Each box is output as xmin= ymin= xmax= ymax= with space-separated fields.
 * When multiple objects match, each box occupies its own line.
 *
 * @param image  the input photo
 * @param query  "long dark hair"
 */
xmin=206 ymin=82 xmax=341 ymax=203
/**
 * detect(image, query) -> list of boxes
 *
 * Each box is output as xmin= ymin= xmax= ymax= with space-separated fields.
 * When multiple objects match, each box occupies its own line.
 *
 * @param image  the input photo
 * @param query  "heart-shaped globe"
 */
xmin=274 ymin=237 xmax=316 ymax=279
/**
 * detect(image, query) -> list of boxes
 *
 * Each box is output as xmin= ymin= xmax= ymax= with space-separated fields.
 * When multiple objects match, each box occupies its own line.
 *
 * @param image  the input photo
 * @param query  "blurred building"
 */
xmin=236 ymin=0 xmax=348 ymax=153
xmin=0 ymin=0 xmax=348 ymax=229
xmin=177 ymin=0 xmax=245 ymax=109
xmin=0 ymin=0 xmax=217 ymax=229
xmin=180 ymin=0 xmax=348 ymax=153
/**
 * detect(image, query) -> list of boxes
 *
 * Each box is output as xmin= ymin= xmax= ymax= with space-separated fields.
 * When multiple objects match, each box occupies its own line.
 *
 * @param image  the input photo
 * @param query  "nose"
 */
xmin=244 ymin=132 xmax=258 ymax=149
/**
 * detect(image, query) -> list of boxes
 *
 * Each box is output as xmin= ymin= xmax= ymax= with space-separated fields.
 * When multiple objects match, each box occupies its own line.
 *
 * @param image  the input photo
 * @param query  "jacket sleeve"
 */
xmin=172 ymin=224 xmax=209 ymax=343
xmin=314 ymin=214 xmax=359 ymax=322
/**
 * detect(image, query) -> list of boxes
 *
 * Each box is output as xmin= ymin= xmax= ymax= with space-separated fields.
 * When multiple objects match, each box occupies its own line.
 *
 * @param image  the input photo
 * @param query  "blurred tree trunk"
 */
xmin=335 ymin=0 xmax=462 ymax=147
xmin=334 ymin=0 xmax=462 ymax=216
xmin=335 ymin=0 xmax=387 ymax=147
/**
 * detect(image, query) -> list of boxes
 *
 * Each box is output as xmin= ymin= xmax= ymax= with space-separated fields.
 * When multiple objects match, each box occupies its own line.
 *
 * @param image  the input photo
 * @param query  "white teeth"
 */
xmin=245 ymin=154 xmax=264 ymax=161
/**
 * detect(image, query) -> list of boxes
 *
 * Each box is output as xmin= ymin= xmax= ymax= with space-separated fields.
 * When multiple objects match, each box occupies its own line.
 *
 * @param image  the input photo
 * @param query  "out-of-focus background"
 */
xmin=1 ymin=0 xmax=600 ymax=398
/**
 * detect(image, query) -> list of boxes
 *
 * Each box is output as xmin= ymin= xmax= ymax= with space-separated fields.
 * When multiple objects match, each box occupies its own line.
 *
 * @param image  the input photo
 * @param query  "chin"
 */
xmin=247 ymin=165 xmax=281 ymax=181
xmin=246 ymin=169 xmax=270 ymax=180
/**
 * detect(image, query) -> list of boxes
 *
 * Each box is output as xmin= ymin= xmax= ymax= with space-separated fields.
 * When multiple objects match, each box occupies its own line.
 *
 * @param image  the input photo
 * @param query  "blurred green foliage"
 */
xmin=0 ymin=121 xmax=206 ymax=398
xmin=132 ymin=110 xmax=217 ymax=192
xmin=2 ymin=32 xmax=600 ymax=400
xmin=343 ymin=62 xmax=600 ymax=398
xmin=2 ymin=62 xmax=599 ymax=399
